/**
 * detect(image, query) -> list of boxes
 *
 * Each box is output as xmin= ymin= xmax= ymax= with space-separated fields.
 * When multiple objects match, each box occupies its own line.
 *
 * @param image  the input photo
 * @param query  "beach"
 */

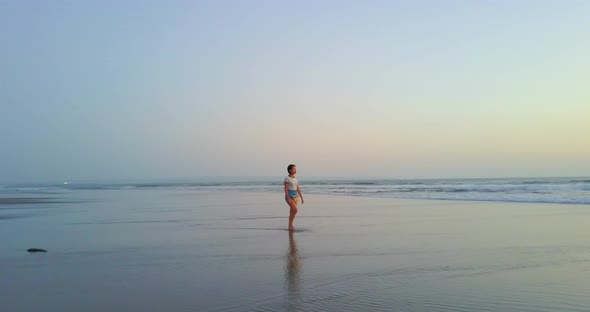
xmin=1 ymin=188 xmax=590 ymax=311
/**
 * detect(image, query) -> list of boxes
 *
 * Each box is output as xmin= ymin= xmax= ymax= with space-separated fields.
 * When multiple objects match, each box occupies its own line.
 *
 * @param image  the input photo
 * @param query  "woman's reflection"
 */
xmin=284 ymin=230 xmax=302 ymax=311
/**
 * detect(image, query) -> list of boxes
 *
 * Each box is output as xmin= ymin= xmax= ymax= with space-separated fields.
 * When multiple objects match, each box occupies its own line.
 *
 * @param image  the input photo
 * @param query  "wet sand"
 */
xmin=1 ymin=189 xmax=590 ymax=311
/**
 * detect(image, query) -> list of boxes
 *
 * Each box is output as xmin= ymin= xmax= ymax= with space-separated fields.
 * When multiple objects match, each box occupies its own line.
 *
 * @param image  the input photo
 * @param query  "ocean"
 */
xmin=3 ymin=176 xmax=590 ymax=205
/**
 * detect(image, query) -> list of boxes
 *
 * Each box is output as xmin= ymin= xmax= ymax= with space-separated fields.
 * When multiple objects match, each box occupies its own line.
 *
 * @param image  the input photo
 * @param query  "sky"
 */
xmin=1 ymin=0 xmax=589 ymax=183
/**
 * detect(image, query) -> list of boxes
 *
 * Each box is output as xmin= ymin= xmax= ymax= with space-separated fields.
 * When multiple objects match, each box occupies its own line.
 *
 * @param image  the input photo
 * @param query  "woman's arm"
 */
xmin=285 ymin=183 xmax=294 ymax=204
xmin=297 ymin=184 xmax=304 ymax=204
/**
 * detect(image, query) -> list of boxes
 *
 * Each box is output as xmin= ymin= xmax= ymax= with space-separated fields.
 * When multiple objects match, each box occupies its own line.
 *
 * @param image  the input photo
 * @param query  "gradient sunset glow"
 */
xmin=1 ymin=1 xmax=589 ymax=182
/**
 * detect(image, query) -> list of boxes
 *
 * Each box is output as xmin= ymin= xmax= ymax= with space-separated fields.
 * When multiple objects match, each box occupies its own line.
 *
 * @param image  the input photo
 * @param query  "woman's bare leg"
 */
xmin=287 ymin=199 xmax=298 ymax=231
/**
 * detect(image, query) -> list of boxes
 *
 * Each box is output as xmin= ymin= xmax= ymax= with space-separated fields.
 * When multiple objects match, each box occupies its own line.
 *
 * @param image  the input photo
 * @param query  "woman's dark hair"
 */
xmin=287 ymin=164 xmax=296 ymax=174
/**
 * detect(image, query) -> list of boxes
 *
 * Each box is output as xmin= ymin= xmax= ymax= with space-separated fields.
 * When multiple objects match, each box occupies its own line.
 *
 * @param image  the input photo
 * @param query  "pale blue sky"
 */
xmin=1 ymin=1 xmax=589 ymax=183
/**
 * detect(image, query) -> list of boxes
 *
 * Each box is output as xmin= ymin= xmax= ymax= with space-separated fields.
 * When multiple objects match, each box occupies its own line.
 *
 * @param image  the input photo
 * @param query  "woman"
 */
xmin=284 ymin=164 xmax=304 ymax=231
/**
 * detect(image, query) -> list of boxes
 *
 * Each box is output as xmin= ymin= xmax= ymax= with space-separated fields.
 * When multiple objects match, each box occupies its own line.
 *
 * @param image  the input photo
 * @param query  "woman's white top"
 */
xmin=284 ymin=176 xmax=299 ymax=191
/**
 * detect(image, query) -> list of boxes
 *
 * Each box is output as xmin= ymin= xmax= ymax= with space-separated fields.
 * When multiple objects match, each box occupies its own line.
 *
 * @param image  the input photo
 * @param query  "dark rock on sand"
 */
xmin=27 ymin=248 xmax=47 ymax=253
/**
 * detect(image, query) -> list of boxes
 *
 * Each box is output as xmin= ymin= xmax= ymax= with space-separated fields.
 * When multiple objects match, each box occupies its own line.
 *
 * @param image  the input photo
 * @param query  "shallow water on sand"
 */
xmin=1 ymin=189 xmax=590 ymax=311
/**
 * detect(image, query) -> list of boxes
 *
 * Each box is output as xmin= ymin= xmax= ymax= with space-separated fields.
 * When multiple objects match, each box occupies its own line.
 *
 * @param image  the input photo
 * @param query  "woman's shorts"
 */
xmin=290 ymin=195 xmax=300 ymax=204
